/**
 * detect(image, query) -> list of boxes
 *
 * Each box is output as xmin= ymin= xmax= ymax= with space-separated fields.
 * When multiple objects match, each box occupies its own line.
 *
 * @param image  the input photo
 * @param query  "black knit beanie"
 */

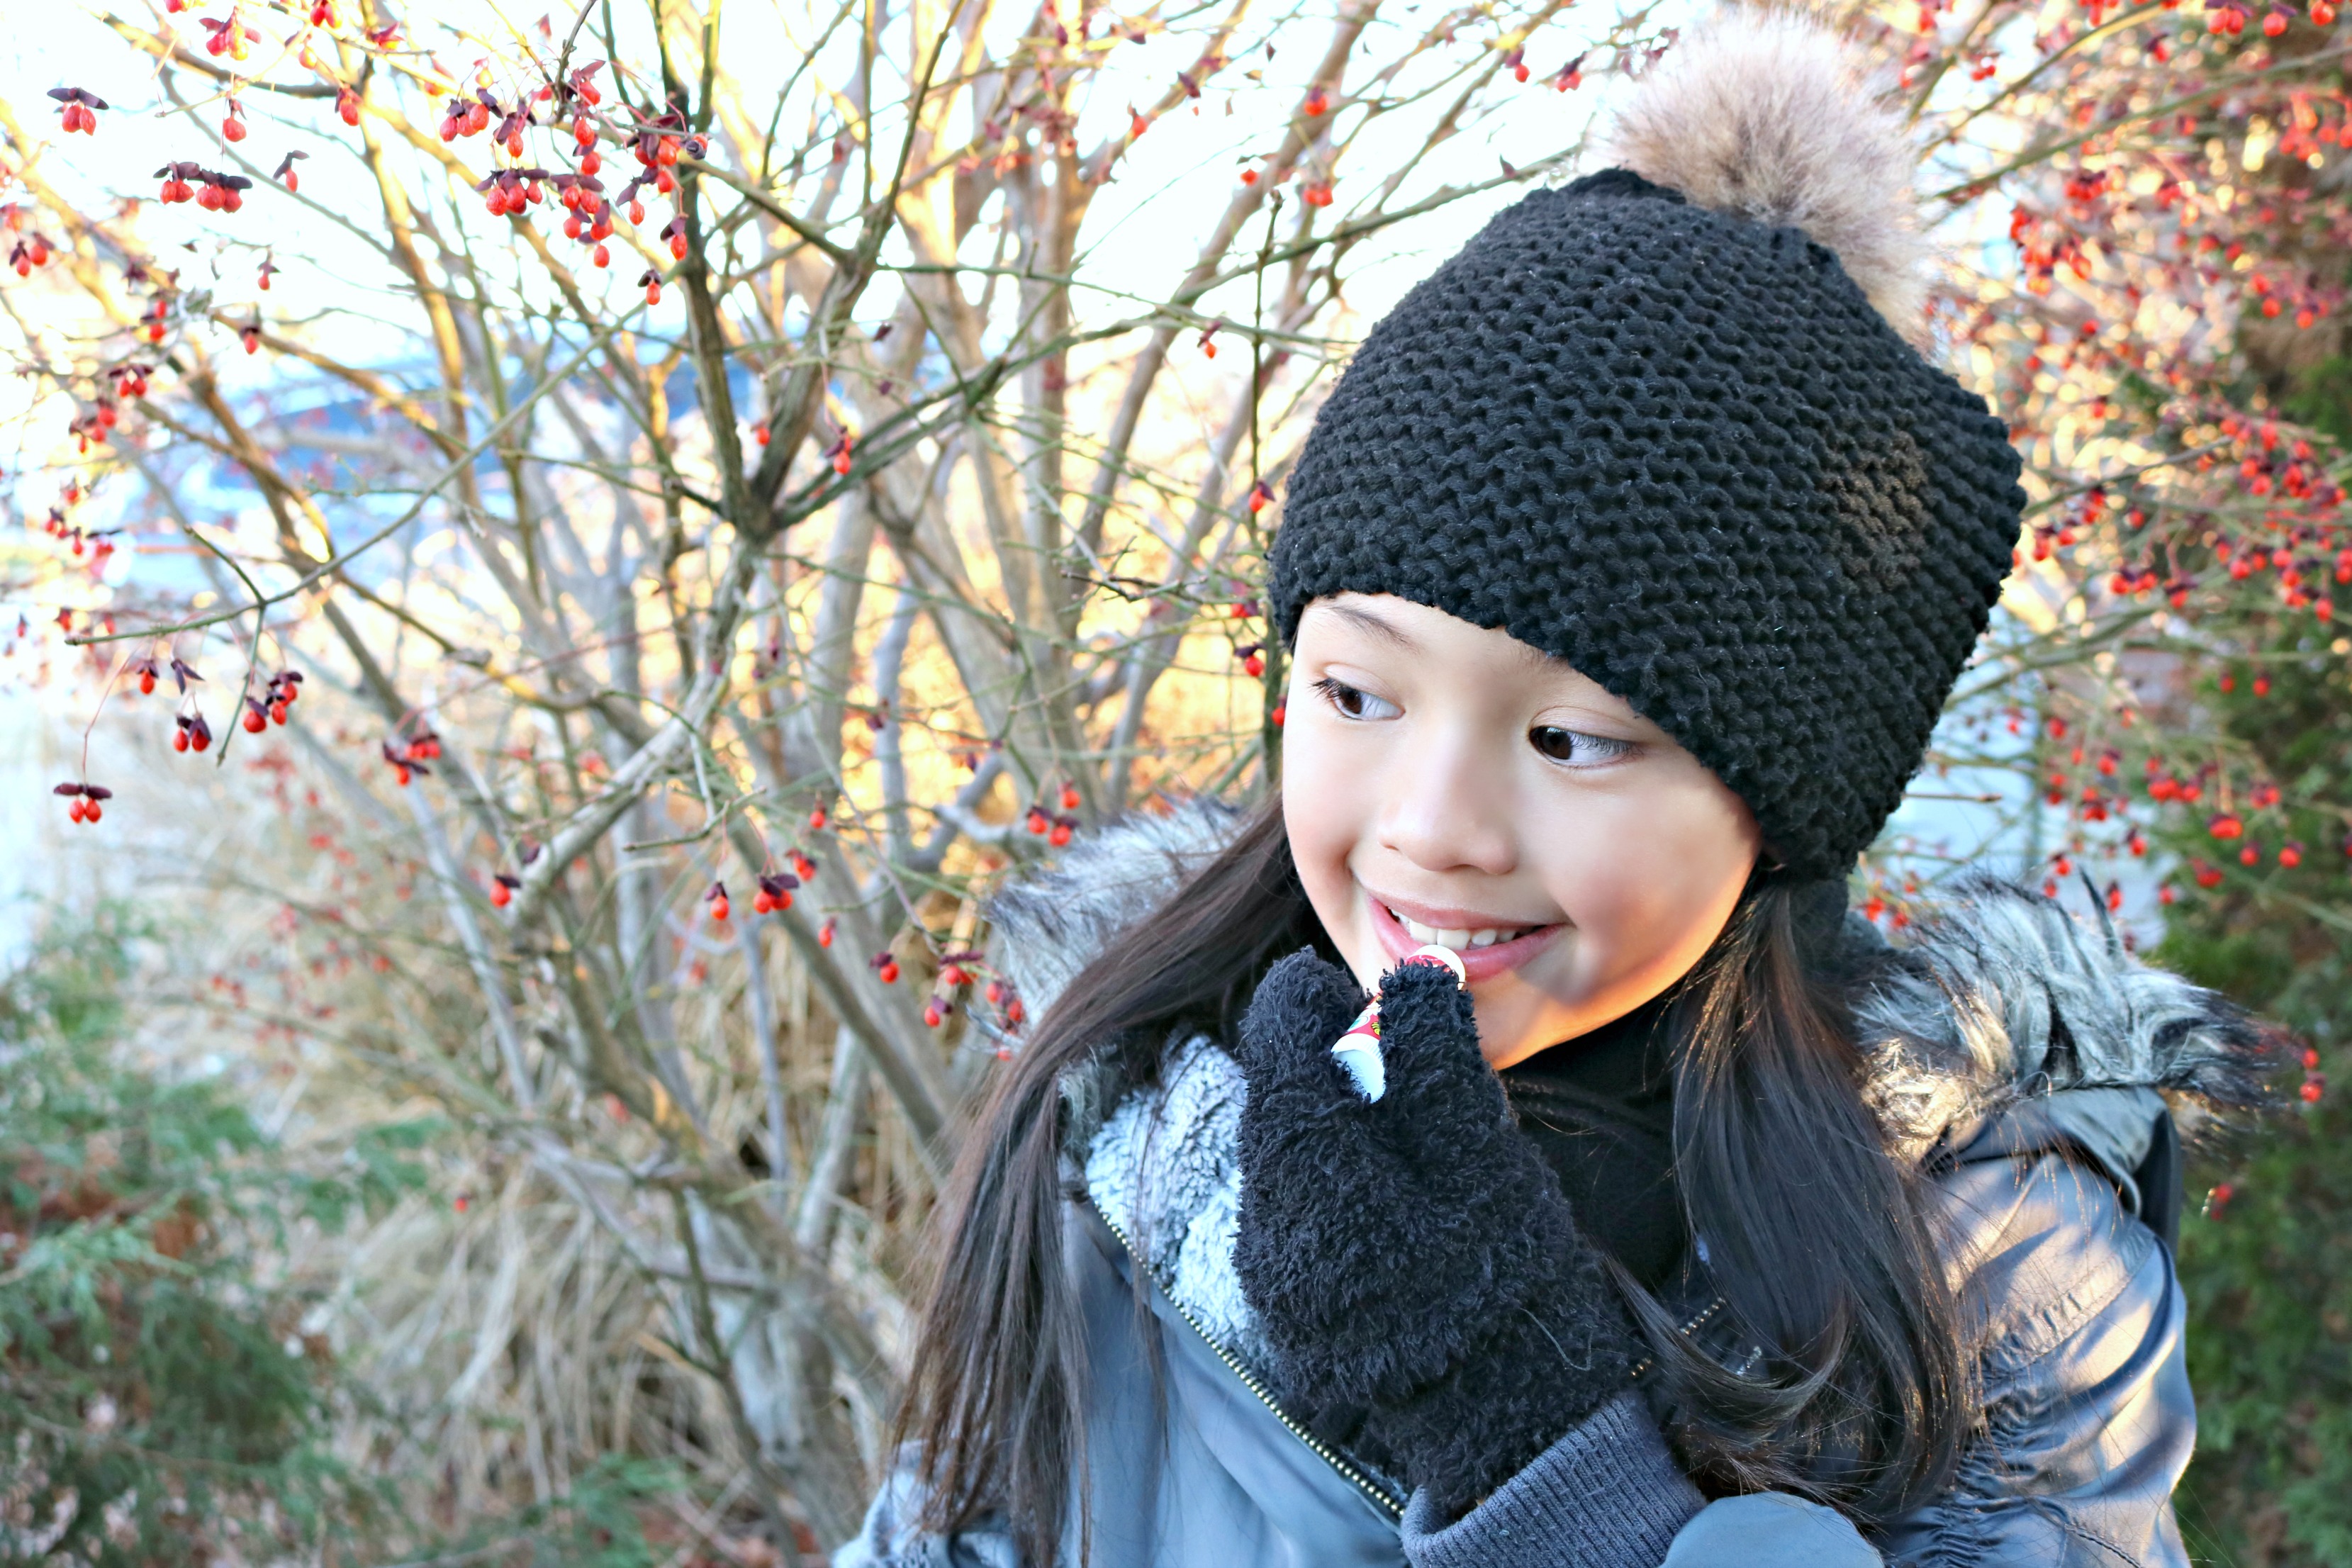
xmin=1267 ymin=23 xmax=2025 ymax=883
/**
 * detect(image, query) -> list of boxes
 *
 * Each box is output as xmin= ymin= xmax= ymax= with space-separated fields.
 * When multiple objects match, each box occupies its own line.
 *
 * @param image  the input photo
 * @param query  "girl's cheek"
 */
xmin=1279 ymin=709 xmax=1383 ymax=985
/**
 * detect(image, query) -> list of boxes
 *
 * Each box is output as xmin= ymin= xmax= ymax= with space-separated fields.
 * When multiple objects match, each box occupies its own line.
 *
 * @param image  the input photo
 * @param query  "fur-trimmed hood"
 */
xmin=985 ymin=801 xmax=2277 ymax=1197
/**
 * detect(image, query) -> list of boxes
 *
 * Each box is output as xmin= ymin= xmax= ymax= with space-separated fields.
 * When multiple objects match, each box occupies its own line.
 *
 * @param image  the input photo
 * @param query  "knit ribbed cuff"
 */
xmin=1398 ymin=1391 xmax=1706 ymax=1568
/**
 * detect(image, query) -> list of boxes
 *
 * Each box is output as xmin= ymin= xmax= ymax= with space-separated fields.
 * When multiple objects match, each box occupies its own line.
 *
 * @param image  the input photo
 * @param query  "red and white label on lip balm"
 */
xmin=1330 ymin=944 xmax=1470 ymax=1102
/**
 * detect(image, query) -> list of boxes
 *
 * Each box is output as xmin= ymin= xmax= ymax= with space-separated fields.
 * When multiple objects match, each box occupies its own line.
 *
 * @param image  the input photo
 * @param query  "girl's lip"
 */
xmin=1367 ymin=892 xmax=1564 ymax=983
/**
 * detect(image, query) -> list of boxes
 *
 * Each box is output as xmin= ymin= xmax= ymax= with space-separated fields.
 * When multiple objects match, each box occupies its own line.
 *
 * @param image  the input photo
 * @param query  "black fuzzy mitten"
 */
xmin=1231 ymin=949 xmax=1638 ymax=1518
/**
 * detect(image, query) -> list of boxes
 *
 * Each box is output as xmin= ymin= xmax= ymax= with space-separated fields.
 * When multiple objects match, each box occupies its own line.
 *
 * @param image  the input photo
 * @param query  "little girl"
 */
xmin=841 ymin=18 xmax=2276 ymax=1567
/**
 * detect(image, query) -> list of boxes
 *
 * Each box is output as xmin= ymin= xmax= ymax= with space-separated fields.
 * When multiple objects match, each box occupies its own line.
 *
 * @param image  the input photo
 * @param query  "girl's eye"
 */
xmin=1311 ymin=676 xmax=1399 ymax=722
xmin=1528 ymin=726 xmax=1633 ymax=766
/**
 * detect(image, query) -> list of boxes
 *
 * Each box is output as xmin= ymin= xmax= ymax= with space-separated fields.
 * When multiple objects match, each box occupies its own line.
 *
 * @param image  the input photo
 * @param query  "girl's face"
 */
xmin=1282 ymin=593 xmax=1762 ymax=1070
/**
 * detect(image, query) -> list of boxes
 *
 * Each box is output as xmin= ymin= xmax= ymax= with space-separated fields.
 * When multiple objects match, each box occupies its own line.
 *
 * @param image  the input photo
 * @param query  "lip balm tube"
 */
xmin=1330 ymin=944 xmax=1470 ymax=1102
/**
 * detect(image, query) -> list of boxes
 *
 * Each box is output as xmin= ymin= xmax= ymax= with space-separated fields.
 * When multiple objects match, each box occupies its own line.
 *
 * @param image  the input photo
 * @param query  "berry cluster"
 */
xmin=53 ymin=780 xmax=114 ymax=824
xmin=381 ymin=725 xmax=442 ymax=786
xmin=152 ymin=162 xmax=254 ymax=213
xmin=47 ymin=87 xmax=106 ymax=135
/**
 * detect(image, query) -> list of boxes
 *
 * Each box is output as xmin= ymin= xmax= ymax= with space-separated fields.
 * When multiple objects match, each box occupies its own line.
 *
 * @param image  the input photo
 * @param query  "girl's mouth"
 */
xmin=1367 ymin=895 xmax=1564 ymax=982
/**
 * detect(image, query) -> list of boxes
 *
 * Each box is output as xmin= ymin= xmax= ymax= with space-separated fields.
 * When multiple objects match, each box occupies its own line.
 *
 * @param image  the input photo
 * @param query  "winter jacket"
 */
xmin=837 ymin=806 xmax=2272 ymax=1568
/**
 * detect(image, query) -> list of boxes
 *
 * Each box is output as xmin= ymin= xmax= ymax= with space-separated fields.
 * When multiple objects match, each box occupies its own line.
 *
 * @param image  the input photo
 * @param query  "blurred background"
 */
xmin=1 ymin=0 xmax=2347 ymax=1560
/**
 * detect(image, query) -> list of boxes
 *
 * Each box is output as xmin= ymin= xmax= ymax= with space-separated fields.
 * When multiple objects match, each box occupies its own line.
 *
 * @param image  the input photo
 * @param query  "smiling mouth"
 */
xmin=1383 ymin=904 xmax=1549 ymax=950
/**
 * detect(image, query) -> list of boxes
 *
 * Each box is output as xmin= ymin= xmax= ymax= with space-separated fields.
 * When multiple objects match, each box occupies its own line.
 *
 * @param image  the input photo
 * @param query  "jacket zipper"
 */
xmin=1628 ymin=1296 xmax=1727 ymax=1383
xmin=1092 ymin=1204 xmax=1409 ymax=1522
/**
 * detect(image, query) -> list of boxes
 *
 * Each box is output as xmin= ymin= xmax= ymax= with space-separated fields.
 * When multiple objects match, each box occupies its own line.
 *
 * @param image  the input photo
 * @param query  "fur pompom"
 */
xmin=1601 ymin=12 xmax=1927 ymax=340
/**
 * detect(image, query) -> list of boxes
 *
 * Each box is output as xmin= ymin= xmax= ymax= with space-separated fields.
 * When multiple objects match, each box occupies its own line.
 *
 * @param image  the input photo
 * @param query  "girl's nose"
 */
xmin=1375 ymin=727 xmax=1518 ymax=877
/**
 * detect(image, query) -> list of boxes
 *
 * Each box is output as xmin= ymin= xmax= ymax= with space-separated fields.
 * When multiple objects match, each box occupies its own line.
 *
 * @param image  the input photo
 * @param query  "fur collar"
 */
xmin=984 ymin=802 xmax=2275 ymax=1316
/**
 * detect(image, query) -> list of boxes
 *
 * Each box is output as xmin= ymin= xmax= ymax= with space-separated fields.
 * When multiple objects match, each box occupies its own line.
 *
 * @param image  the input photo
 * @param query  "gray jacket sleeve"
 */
xmin=1398 ymin=1391 xmax=1705 ymax=1568
xmin=1879 ymin=1148 xmax=2195 ymax=1567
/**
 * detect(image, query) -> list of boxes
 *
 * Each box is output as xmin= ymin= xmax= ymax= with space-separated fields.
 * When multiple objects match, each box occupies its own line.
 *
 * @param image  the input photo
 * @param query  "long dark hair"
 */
xmin=898 ymin=801 xmax=1971 ymax=1562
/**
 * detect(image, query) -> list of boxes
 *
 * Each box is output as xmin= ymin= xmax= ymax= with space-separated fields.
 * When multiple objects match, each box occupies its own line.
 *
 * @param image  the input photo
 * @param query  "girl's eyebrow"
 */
xmin=1323 ymin=602 xmax=1418 ymax=649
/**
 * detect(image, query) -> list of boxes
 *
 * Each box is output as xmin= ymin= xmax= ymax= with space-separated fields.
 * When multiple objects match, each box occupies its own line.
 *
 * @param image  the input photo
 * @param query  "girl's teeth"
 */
xmin=1390 ymin=907 xmax=1525 ymax=949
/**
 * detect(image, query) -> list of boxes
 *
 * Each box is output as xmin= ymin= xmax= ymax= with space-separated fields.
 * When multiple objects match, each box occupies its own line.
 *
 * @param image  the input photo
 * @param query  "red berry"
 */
xmin=710 ymin=895 xmax=729 ymax=922
xmin=83 ymin=801 xmax=100 ymax=823
xmin=819 ymin=918 xmax=836 ymax=948
xmin=985 ymin=979 xmax=1004 ymax=1004
xmin=243 ymin=707 xmax=267 ymax=733
xmin=490 ymin=881 xmax=511 ymax=907
xmin=2282 ymin=843 xmax=2305 ymax=868
xmin=172 ymin=728 xmax=189 ymax=754
xmin=1060 ymin=785 xmax=1080 ymax=810
xmin=1007 ymin=998 xmax=1026 ymax=1024
xmin=2302 ymin=1079 xmax=2326 ymax=1102
xmin=924 ymin=1001 xmax=943 ymax=1028
xmin=67 ymin=797 xmax=86 ymax=822
xmin=139 ymin=672 xmax=155 ymax=695
xmin=809 ymin=807 xmax=828 ymax=831
xmin=878 ymin=959 xmax=900 ymax=984
xmin=1049 ymin=822 xmax=1073 ymax=847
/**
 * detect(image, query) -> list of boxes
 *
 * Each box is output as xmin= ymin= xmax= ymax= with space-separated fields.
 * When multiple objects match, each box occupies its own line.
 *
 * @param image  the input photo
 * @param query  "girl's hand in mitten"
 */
xmin=1231 ymin=948 xmax=1637 ymax=1517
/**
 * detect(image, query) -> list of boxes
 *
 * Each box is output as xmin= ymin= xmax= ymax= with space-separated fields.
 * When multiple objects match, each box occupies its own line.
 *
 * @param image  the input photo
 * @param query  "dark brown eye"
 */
xmin=1529 ymin=727 xmax=1631 ymax=766
xmin=1313 ymin=677 xmax=1398 ymax=721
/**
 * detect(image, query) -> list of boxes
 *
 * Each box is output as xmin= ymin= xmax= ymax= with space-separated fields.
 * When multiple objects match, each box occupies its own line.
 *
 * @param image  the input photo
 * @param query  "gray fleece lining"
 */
xmin=1081 ymin=1034 xmax=1269 ymax=1369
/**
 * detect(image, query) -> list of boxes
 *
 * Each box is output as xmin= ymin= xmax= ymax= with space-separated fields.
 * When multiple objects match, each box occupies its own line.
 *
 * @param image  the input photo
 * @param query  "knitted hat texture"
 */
xmin=1267 ymin=166 xmax=2025 ymax=880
